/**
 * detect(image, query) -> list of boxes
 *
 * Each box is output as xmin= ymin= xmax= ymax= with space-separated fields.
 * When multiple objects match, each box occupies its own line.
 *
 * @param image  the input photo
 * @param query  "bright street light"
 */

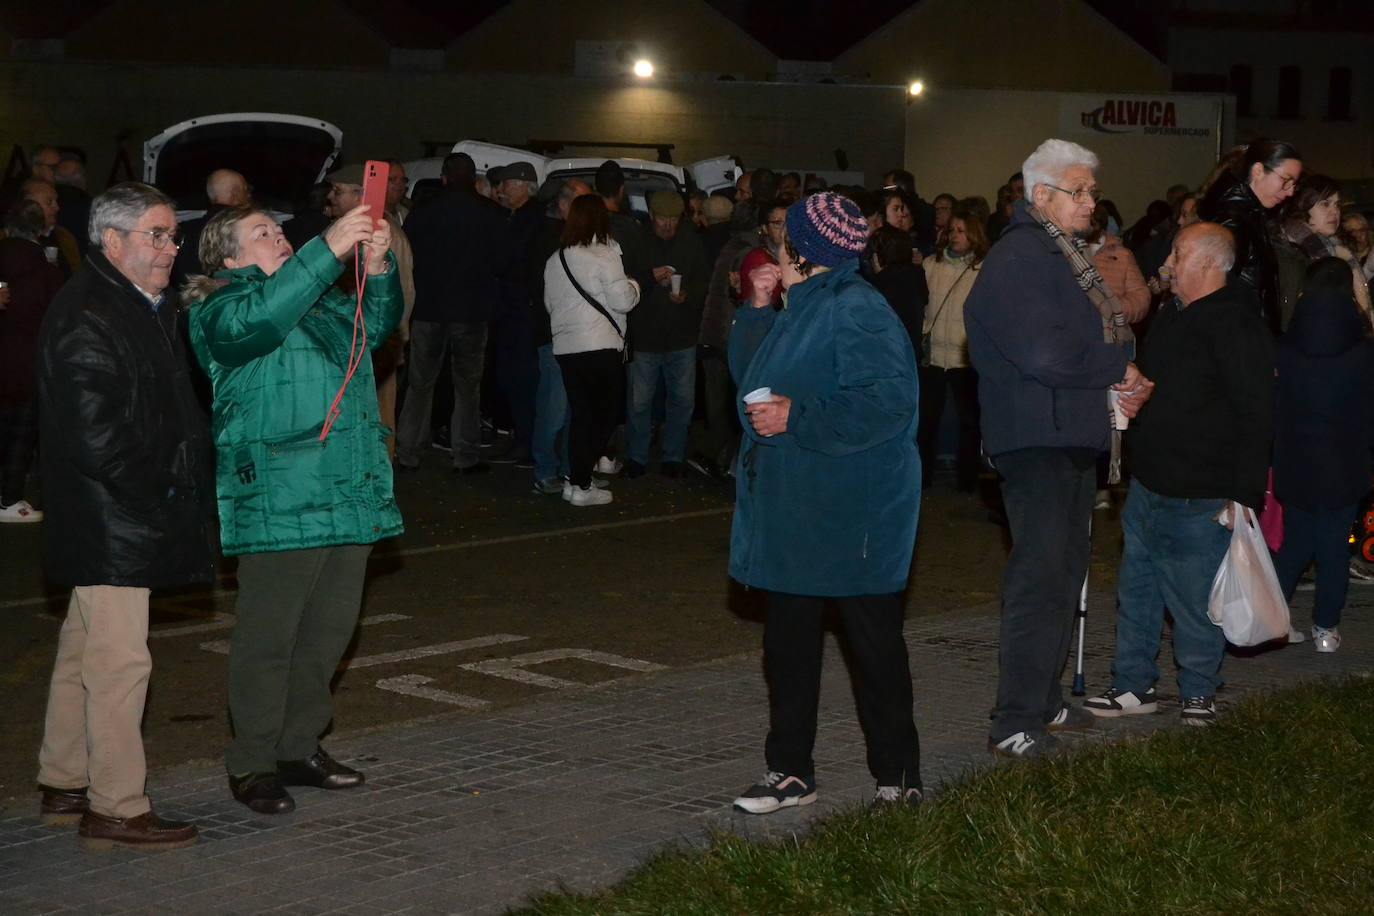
xmin=908 ymin=80 xmax=924 ymax=97
xmin=633 ymin=59 xmax=654 ymax=78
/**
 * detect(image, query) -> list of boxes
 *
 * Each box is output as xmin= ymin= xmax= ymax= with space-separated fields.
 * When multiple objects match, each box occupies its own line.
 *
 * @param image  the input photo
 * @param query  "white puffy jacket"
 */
xmin=543 ymin=241 xmax=640 ymax=355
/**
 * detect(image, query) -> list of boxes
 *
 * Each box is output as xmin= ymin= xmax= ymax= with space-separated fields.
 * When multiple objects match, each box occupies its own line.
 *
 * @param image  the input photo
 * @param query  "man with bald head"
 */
xmin=172 ymin=169 xmax=251 ymax=284
xmin=1084 ymin=222 xmax=1273 ymax=728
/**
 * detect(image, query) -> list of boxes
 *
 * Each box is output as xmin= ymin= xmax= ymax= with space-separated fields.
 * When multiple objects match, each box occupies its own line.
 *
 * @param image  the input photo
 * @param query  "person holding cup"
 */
xmin=728 ymin=192 xmax=924 ymax=813
xmin=624 ymin=190 xmax=709 ymax=478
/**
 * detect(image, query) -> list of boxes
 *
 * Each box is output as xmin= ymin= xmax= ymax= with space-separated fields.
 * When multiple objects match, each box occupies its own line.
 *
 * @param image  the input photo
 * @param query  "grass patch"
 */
xmin=516 ymin=678 xmax=1374 ymax=915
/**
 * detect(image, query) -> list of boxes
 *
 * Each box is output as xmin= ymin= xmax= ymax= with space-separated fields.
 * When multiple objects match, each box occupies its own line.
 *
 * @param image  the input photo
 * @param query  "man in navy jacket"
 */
xmin=965 ymin=139 xmax=1151 ymax=758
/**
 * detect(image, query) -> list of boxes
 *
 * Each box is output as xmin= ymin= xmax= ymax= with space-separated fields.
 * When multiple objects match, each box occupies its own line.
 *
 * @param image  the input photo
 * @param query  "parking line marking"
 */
xmin=374 ymin=674 xmax=489 ymax=709
xmin=199 ymin=632 xmax=528 ymax=667
xmin=461 ymin=649 xmax=668 ymax=689
xmin=9 ymin=508 xmax=731 ymax=613
xmin=154 ymin=611 xmax=411 ymax=640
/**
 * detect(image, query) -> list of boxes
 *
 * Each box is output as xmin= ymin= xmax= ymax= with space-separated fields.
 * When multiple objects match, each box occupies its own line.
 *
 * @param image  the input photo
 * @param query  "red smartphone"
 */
xmin=360 ymin=160 xmax=390 ymax=227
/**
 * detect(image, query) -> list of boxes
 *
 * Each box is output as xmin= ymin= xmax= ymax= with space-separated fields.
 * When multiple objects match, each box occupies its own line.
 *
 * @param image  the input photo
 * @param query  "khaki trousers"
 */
xmin=37 ymin=586 xmax=153 ymax=819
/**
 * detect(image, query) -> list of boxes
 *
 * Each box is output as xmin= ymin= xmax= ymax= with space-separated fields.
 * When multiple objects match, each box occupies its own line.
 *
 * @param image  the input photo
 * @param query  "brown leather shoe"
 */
xmin=78 ymin=809 xmax=199 ymax=852
xmin=39 ymin=784 xmax=89 ymax=826
xmin=276 ymin=747 xmax=364 ymax=790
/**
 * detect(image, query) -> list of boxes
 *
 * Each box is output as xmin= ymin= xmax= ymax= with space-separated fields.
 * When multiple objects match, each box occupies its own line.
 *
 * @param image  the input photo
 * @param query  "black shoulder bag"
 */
xmin=559 ymin=249 xmax=632 ymax=363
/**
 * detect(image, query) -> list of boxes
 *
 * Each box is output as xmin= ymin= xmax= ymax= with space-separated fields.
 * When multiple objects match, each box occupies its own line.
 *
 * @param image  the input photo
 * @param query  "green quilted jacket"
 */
xmin=187 ymin=237 xmax=404 ymax=556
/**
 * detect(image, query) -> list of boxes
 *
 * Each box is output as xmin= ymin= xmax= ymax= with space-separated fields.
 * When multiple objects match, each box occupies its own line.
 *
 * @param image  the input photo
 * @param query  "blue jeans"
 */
xmin=532 ymin=344 xmax=570 ymax=481
xmin=1113 ymin=480 xmax=1231 ymax=700
xmin=625 ymin=347 xmax=695 ymax=466
xmin=1273 ymin=502 xmax=1357 ymax=630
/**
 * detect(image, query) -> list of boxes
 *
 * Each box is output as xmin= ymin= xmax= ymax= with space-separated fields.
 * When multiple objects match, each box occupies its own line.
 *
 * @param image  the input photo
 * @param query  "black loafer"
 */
xmin=276 ymin=748 xmax=365 ymax=790
xmin=229 ymin=772 xmax=296 ymax=814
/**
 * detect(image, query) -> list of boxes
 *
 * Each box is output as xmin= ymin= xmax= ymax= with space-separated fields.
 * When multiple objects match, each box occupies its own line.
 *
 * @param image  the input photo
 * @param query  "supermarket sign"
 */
xmin=1059 ymin=94 xmax=1217 ymax=138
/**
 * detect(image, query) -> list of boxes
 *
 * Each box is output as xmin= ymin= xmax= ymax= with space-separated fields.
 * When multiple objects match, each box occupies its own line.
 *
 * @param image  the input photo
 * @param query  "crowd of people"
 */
xmin=5 ymin=130 xmax=1374 ymax=847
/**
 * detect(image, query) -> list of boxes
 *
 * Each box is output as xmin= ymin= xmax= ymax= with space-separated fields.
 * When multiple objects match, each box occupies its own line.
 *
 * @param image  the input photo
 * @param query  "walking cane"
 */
xmin=1071 ymin=567 xmax=1088 ymax=696
xmin=1071 ymin=516 xmax=1092 ymax=696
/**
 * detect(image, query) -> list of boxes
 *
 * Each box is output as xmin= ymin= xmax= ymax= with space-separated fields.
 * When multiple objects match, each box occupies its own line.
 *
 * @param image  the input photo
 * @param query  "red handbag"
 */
xmin=1259 ymin=468 xmax=1283 ymax=553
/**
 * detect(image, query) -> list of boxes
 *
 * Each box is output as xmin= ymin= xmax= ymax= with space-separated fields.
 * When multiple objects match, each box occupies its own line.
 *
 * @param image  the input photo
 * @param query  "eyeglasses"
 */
xmin=120 ymin=227 xmax=183 ymax=249
xmin=1269 ymin=170 xmax=1300 ymax=191
xmin=1044 ymin=184 xmax=1102 ymax=205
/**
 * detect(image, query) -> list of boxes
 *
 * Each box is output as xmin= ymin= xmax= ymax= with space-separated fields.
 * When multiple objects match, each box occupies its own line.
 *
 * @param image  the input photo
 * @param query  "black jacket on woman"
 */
xmin=1273 ymin=290 xmax=1374 ymax=510
xmin=1200 ymin=173 xmax=1281 ymax=334
xmin=36 ymin=251 xmax=214 ymax=588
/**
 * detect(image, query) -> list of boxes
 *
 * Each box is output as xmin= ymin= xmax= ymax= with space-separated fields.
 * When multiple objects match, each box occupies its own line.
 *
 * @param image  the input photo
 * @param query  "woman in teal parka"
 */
xmin=184 ymin=204 xmax=401 ymax=816
xmin=728 ymin=192 xmax=924 ymax=815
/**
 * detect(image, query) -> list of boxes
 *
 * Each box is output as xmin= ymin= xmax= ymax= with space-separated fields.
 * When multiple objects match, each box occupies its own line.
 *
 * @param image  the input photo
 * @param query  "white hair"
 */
xmin=1191 ymin=224 xmax=1236 ymax=272
xmin=89 ymin=182 xmax=176 ymax=250
xmin=1022 ymin=139 xmax=1099 ymax=203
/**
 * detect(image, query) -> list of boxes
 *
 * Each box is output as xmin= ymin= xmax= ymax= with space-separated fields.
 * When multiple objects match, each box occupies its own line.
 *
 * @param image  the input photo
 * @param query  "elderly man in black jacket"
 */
xmin=1084 ymin=223 xmax=1274 ymax=728
xmin=35 ymin=182 xmax=214 ymax=851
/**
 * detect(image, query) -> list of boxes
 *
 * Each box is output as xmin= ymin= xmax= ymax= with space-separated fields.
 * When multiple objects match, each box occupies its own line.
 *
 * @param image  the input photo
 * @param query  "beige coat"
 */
xmin=921 ymin=253 xmax=980 ymax=369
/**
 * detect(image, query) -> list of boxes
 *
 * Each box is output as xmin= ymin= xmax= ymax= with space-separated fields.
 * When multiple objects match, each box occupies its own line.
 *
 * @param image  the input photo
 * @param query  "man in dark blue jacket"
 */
xmin=397 ymin=153 xmax=510 ymax=473
xmin=965 ymin=139 xmax=1150 ymax=759
xmin=1084 ymin=223 xmax=1273 ymax=727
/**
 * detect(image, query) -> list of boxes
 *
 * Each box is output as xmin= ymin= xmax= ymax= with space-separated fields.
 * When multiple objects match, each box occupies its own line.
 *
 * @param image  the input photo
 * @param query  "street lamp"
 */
xmin=633 ymin=59 xmax=654 ymax=79
xmin=908 ymin=80 xmax=924 ymax=97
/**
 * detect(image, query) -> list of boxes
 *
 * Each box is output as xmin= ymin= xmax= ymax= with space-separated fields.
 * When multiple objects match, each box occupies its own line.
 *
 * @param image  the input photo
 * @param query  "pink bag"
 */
xmin=1260 ymin=468 xmax=1283 ymax=552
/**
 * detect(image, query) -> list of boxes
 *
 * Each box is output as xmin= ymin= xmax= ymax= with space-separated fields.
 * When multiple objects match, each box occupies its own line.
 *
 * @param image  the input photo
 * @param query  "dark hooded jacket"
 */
xmin=36 ymin=251 xmax=214 ymax=588
xmin=1273 ymin=290 xmax=1374 ymax=509
xmin=1199 ymin=173 xmax=1281 ymax=334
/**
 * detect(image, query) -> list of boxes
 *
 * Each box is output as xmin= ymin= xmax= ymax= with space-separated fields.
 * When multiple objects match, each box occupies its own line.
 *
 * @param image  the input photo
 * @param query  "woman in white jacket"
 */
xmin=543 ymin=195 xmax=640 ymax=506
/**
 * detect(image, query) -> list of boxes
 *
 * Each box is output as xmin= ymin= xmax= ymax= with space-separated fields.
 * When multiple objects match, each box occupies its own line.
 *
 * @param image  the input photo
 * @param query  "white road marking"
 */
xmin=460 ymin=649 xmax=668 ymax=689
xmin=374 ymin=674 xmax=489 ymax=709
xmin=154 ymin=612 xmax=410 ymax=639
xmin=199 ymin=632 xmax=527 ymax=667
xmin=10 ymin=508 xmax=731 ymax=613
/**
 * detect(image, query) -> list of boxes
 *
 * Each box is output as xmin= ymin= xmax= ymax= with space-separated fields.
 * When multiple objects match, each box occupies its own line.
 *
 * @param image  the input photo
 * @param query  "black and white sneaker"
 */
xmin=988 ymin=731 xmax=1060 ymax=759
xmin=1180 ymin=696 xmax=1217 ymax=727
xmin=732 ymin=771 xmax=817 ymax=814
xmin=1082 ymin=687 xmax=1159 ymax=718
xmin=1046 ymin=703 xmax=1096 ymax=733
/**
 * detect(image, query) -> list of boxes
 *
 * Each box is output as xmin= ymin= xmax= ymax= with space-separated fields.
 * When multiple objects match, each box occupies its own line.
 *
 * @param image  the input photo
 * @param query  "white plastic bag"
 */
xmin=1208 ymin=502 xmax=1291 ymax=646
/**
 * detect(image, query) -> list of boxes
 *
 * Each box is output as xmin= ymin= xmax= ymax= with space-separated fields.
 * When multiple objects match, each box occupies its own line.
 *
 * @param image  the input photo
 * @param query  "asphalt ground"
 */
xmin=0 ymin=443 xmax=1037 ymax=816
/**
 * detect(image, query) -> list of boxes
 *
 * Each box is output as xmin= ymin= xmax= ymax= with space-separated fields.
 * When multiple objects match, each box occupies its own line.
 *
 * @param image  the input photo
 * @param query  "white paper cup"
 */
xmin=44 ymin=246 xmax=58 ymax=265
xmin=742 ymin=386 xmax=773 ymax=404
xmin=670 ymin=273 xmax=682 ymax=295
xmin=1109 ymin=390 xmax=1129 ymax=430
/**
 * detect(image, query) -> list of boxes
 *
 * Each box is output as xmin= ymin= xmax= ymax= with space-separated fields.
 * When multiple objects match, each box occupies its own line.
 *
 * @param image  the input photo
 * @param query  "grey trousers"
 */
xmin=396 ymin=319 xmax=488 ymax=469
xmin=225 ymin=545 xmax=372 ymax=775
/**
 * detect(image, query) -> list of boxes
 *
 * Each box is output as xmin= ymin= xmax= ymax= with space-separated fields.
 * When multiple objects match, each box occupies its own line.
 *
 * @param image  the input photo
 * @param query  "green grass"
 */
xmin=516 ymin=678 xmax=1374 ymax=915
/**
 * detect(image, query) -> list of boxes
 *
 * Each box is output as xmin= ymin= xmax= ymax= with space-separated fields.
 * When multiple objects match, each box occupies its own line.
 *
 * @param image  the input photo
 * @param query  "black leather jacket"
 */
xmin=36 ymin=251 xmax=214 ymax=588
xmin=1200 ymin=173 xmax=1281 ymax=334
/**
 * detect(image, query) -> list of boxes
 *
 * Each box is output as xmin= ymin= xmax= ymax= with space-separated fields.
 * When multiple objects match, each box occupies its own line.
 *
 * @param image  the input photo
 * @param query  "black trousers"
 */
xmin=763 ymin=591 xmax=921 ymax=788
xmin=917 ymin=366 xmax=980 ymax=490
xmin=990 ymin=447 xmax=1096 ymax=741
xmin=0 ymin=399 xmax=38 ymax=506
xmin=555 ymin=348 xmax=623 ymax=487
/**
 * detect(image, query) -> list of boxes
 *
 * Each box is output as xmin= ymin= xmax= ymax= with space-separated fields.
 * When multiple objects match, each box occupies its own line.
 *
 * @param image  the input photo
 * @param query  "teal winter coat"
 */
xmin=187 ymin=237 xmax=404 ymax=555
xmin=728 ymin=260 xmax=921 ymax=596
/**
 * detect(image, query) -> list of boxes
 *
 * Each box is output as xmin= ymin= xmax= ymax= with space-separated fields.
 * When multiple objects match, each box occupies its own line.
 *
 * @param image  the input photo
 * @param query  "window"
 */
xmin=1229 ymin=65 xmax=1253 ymax=117
xmin=1328 ymin=66 xmax=1353 ymax=119
xmin=1277 ymin=66 xmax=1302 ymax=118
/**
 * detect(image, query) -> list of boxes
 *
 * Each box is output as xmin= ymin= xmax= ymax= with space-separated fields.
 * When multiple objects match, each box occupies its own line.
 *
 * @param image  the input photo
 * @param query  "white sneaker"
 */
xmin=1312 ymin=626 xmax=1341 ymax=653
xmin=0 ymin=500 xmax=42 ymax=523
xmin=561 ymin=478 xmax=609 ymax=501
xmin=594 ymin=456 xmax=622 ymax=475
xmin=568 ymin=484 xmax=613 ymax=507
xmin=1287 ymin=627 xmax=1307 ymax=644
xmin=1093 ymin=489 xmax=1110 ymax=510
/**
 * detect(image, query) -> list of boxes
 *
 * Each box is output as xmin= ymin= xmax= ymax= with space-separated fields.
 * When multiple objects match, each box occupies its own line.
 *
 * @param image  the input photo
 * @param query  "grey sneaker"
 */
xmin=1083 ymin=686 xmax=1158 ymax=718
xmin=1180 ymin=696 xmax=1217 ymax=727
xmin=533 ymin=477 xmax=564 ymax=495
xmin=988 ymin=731 xmax=1060 ymax=759
xmin=871 ymin=785 xmax=923 ymax=809
xmin=1287 ymin=627 xmax=1307 ymax=644
xmin=1312 ymin=625 xmax=1341 ymax=653
xmin=733 ymin=771 xmax=817 ymax=814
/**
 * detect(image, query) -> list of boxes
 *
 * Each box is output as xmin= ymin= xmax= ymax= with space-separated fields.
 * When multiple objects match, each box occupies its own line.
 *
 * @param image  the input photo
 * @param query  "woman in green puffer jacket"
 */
xmin=183 ymin=203 xmax=402 ymax=816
